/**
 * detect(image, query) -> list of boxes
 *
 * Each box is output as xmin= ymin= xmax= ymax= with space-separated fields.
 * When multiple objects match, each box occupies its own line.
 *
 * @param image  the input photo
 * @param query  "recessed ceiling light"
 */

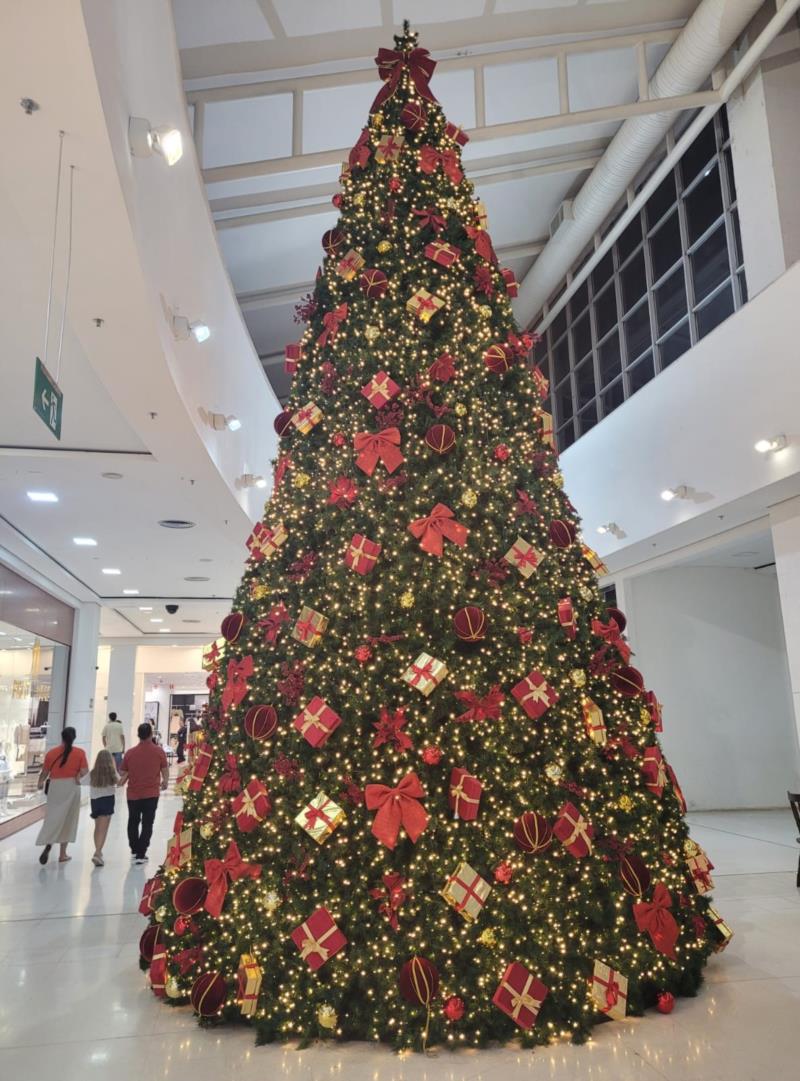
xmin=102 ymin=568 xmax=121 ymax=575
xmin=122 ymin=589 xmax=140 ymax=595
xmin=754 ymin=434 xmax=787 ymax=454
xmin=184 ymin=576 xmax=210 ymax=582
xmin=101 ymin=472 xmax=123 ymax=480
xmin=198 ymin=558 xmax=213 ymax=563
xmin=139 ymin=606 xmax=153 ymax=611
xmin=73 ymin=537 xmax=97 ymax=546
xmin=27 ymin=490 xmax=58 ymax=503
xmin=24 ymin=607 xmax=40 ymax=613
xmin=0 ymin=632 xmax=5 ymax=637
xmin=150 ymin=618 xmax=163 ymax=623
xmin=158 ymin=627 xmax=171 ymax=633
xmin=158 ymin=519 xmax=196 ymax=529
xmin=660 ymin=486 xmax=689 ymax=502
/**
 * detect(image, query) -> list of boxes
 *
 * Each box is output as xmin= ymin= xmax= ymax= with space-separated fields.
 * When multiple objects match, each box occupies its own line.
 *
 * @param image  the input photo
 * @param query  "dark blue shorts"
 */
xmin=90 ymin=795 xmax=115 ymax=819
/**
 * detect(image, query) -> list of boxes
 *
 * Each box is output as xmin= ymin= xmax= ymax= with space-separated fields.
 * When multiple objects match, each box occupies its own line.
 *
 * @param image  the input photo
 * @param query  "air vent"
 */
xmin=182 ymin=618 xmax=202 ymax=624
xmin=184 ymin=575 xmax=210 ymax=582
xmin=549 ymin=199 xmax=574 ymax=239
xmin=158 ymin=519 xmax=196 ymax=529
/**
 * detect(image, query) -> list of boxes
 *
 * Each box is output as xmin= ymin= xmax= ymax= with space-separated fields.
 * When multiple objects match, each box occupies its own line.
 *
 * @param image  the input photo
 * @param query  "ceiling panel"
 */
xmin=393 ymin=0 xmax=486 ymax=25
xmin=478 ymin=169 xmax=587 ymax=248
xmin=302 ymin=81 xmax=376 ymax=155
xmin=202 ymin=94 xmax=294 ymax=169
xmin=218 ymin=212 xmax=334 ymax=293
xmin=484 ymin=57 xmax=560 ymax=127
xmin=206 ymin=164 xmax=341 ymax=202
xmin=430 ymin=69 xmax=477 ymax=131
xmin=567 ymin=46 xmax=638 ymax=112
xmin=243 ymin=302 xmax=300 ymax=359
xmin=272 ymin=0 xmax=383 ymax=37
xmin=172 ymin=0 xmax=273 ymax=50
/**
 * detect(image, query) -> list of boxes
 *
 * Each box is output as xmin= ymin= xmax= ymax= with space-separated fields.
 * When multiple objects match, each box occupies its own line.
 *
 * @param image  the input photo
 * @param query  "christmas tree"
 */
xmin=138 ymin=26 xmax=731 ymax=1049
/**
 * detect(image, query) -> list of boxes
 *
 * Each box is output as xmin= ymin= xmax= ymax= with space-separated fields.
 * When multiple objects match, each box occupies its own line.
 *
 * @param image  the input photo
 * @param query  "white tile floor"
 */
xmin=0 ymin=798 xmax=798 ymax=1080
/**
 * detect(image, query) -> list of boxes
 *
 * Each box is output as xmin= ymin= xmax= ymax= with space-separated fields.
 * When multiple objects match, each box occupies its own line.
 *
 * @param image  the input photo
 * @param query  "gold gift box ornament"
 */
xmin=402 ymin=652 xmax=448 ymax=697
xmin=442 ymin=861 xmax=491 ymax=923
xmin=295 ymin=791 xmax=346 ymax=845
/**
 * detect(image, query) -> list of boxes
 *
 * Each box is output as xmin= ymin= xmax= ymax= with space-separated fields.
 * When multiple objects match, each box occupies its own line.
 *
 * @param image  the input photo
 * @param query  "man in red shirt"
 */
xmin=118 ymin=723 xmax=169 ymax=864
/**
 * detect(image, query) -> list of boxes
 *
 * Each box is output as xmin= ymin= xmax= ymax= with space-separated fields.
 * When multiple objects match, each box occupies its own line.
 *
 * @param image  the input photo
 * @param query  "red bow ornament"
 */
xmin=408 ymin=503 xmax=469 ymax=556
xmin=173 ymin=946 xmax=203 ymax=975
xmin=428 ymin=353 xmax=456 ymax=382
xmin=370 ymin=46 xmax=438 ymax=113
xmin=217 ymin=751 xmax=242 ymax=795
xmin=257 ymin=602 xmax=290 ymax=645
xmin=454 ymin=685 xmax=505 ymax=723
xmin=465 ymin=224 xmax=498 ymax=265
xmin=317 ymin=303 xmax=348 ymax=347
xmin=365 ymin=771 xmax=429 ymax=850
xmin=204 ymin=840 xmax=262 ymax=918
xmin=633 ymin=883 xmax=680 ymax=959
xmin=418 ymin=145 xmax=463 ymax=184
xmin=221 ymin=655 xmax=254 ymax=712
xmin=349 ymin=127 xmax=371 ymax=169
xmin=413 ymin=205 xmax=446 ymax=233
xmin=354 ymin=427 xmax=405 ymax=476
xmin=591 ymin=618 xmax=632 ymax=663
xmin=369 ymin=872 xmax=408 ymax=931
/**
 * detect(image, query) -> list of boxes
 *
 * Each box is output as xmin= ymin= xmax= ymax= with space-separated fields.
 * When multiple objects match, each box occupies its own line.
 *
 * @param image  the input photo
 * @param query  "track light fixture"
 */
xmin=754 ymin=435 xmax=787 ymax=454
xmin=171 ymin=314 xmax=210 ymax=343
xmin=596 ymin=522 xmax=625 ymax=539
xmin=128 ymin=117 xmax=183 ymax=166
xmin=239 ymin=473 xmax=267 ymax=489
xmin=660 ymin=485 xmax=689 ymax=502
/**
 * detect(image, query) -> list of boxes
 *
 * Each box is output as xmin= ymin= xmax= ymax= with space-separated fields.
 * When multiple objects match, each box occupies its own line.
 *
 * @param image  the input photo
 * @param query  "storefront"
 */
xmin=0 ymin=564 xmax=74 ymax=834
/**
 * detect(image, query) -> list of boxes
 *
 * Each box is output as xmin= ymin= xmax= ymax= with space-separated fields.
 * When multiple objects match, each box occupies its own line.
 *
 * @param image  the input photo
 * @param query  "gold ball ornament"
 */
xmin=639 ymin=706 xmax=651 ymax=725
xmin=199 ymin=822 xmax=215 ymax=840
xmin=166 ymin=976 xmax=181 ymax=999
xmin=373 ymin=112 xmax=384 ymax=129
xmin=461 ymin=489 xmax=477 ymax=508
xmin=154 ymin=905 xmax=168 ymax=923
xmin=264 ymin=889 xmax=281 ymax=916
xmin=570 ymin=669 xmax=587 ymax=687
xmin=545 ymin=762 xmax=564 ymax=783
xmin=293 ymin=471 xmax=310 ymax=489
xmin=478 ymin=927 xmax=497 ymax=948
xmin=353 ymin=191 xmax=366 ymax=207
xmin=399 ymin=590 xmax=415 ymax=609
xmin=618 ymin=795 xmax=634 ymax=813
xmin=250 ymin=582 xmax=269 ymax=601
xmin=552 ymin=471 xmax=564 ymax=486
xmin=683 ymin=838 xmax=700 ymax=857
xmin=365 ymin=325 xmax=380 ymax=343
xmin=579 ymin=584 xmax=594 ymax=602
xmin=478 ymin=304 xmax=493 ymax=318
xmin=317 ymin=1004 xmax=337 ymax=1030
xmin=195 ymin=730 xmax=205 ymax=743
xmin=454 ymin=402 xmax=467 ymax=416
xmin=377 ymin=239 xmax=392 ymax=254
xmin=446 ymin=196 xmax=459 ymax=210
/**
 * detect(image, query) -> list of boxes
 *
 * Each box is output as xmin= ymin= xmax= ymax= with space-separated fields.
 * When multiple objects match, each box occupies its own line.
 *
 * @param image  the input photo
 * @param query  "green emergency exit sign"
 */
xmin=33 ymin=357 xmax=63 ymax=440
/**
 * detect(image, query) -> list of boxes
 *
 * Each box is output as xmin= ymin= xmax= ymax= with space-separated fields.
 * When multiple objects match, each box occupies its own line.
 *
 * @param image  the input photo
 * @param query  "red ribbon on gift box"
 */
xmin=408 ymin=503 xmax=468 ymax=556
xmin=204 ymin=840 xmax=262 ymax=918
xmin=365 ymin=771 xmax=428 ymax=849
xmin=633 ymin=882 xmax=679 ymax=959
xmin=370 ymin=46 xmax=438 ymax=113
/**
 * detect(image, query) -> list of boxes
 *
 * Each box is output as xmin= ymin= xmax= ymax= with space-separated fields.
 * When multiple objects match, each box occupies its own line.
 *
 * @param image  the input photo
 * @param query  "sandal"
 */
xmin=58 ymin=855 xmax=72 ymax=863
xmin=39 ymin=845 xmax=51 ymax=865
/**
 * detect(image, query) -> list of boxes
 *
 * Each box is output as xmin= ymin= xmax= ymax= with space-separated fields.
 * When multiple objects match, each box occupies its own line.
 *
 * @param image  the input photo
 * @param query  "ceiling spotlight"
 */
xmin=660 ymin=485 xmax=689 ymax=502
xmin=158 ymin=628 xmax=171 ymax=633
xmin=240 ymin=473 xmax=268 ymax=489
xmin=102 ymin=568 xmax=121 ymax=575
xmin=205 ymin=411 xmax=241 ymax=432
xmin=139 ymin=606 xmax=153 ymax=611
xmin=754 ymin=434 xmax=787 ymax=454
xmin=596 ymin=525 xmax=608 ymax=535
xmin=129 ymin=117 xmax=183 ymax=166
xmin=596 ymin=522 xmax=625 ymax=539
xmin=150 ymin=618 xmax=163 ymax=624
xmin=171 ymin=314 xmax=210 ymax=343
xmin=27 ymin=490 xmax=58 ymax=503
xmin=225 ymin=415 xmax=242 ymax=431
xmin=73 ymin=537 xmax=97 ymax=546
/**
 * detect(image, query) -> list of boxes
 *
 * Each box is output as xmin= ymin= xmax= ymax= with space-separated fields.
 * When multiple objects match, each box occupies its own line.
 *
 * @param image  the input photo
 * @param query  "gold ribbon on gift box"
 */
xmin=561 ymin=808 xmax=592 ymax=853
xmin=298 ymin=920 xmax=338 ymax=962
xmin=501 ymin=973 xmax=542 ymax=1022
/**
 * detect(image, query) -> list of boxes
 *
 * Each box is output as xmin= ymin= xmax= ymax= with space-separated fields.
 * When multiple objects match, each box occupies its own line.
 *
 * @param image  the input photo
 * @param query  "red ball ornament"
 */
xmin=483 ymin=343 xmax=511 ymax=375
xmin=220 ymin=611 xmax=246 ymax=643
xmin=190 ymin=971 xmax=227 ymax=1017
xmin=354 ymin=644 xmax=373 ymax=665
xmin=494 ymin=861 xmax=513 ymax=884
xmin=425 ymin=424 xmax=456 ymax=454
xmin=549 ymin=519 xmax=576 ymax=548
xmin=173 ymin=915 xmax=190 ymax=937
xmin=360 ymin=268 xmax=389 ymax=298
xmin=243 ymin=704 xmax=278 ymax=741
xmin=619 ymin=853 xmax=651 ymax=898
xmin=494 ymin=443 xmax=510 ymax=461
xmin=443 ymin=995 xmax=465 ymax=1022
xmin=513 ymin=811 xmax=553 ymax=854
xmin=331 ymin=193 xmax=342 ymax=208
xmin=611 ymin=665 xmax=645 ymax=697
xmin=401 ymin=100 xmax=428 ymax=132
xmin=139 ymin=924 xmax=162 ymax=964
xmin=656 ymin=991 xmax=675 ymax=1015
xmin=517 ymin=626 xmax=533 ymax=644
xmin=322 ymin=228 xmax=345 ymax=256
xmin=172 ymin=876 xmax=208 ymax=916
xmin=606 ymin=606 xmax=627 ymax=632
xmin=274 ymin=410 xmax=293 ymax=437
xmin=388 ymin=177 xmax=403 ymax=193
xmin=331 ymin=431 xmax=346 ymax=447
xmin=421 ymin=745 xmax=442 ymax=766
xmin=453 ymin=605 xmax=486 ymax=642
xmin=398 ymin=956 xmax=439 ymax=1006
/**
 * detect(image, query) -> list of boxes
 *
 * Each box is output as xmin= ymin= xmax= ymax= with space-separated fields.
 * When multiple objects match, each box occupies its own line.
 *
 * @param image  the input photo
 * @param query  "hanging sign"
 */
xmin=33 ymin=357 xmax=63 ymax=439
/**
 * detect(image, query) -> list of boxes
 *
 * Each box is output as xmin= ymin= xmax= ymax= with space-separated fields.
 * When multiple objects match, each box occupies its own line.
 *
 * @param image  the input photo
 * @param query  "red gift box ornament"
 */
xmin=557 ymin=597 xmax=576 ymax=639
xmin=633 ymin=882 xmax=679 ymax=959
xmin=512 ymin=670 xmax=559 ymax=719
xmin=501 ymin=267 xmax=519 ymax=297
xmin=641 ymin=745 xmax=668 ymax=797
xmin=291 ymin=905 xmax=347 ymax=971
xmin=139 ymin=876 xmax=164 ymax=916
xmin=424 ymin=240 xmax=461 ymax=267
xmin=361 ymin=371 xmax=400 ymax=409
xmin=370 ymin=44 xmax=438 ymax=113
xmin=317 ymin=302 xmax=348 ymax=347
xmin=203 ymin=840 xmax=262 ymax=918
xmin=284 ymin=341 xmax=303 ymax=374
xmin=150 ymin=944 xmax=167 ymax=998
xmin=344 ymin=533 xmax=381 ymax=575
xmin=365 ymin=770 xmax=428 ymax=850
xmin=374 ymin=131 xmax=406 ymax=163
xmin=354 ymin=427 xmax=405 ymax=475
xmin=554 ymin=801 xmax=594 ymax=857
xmin=644 ymin=689 xmax=664 ymax=731
xmin=221 ymin=655 xmax=254 ymax=713
xmin=232 ymin=778 xmax=271 ymax=833
xmin=448 ymin=766 xmax=482 ymax=820
xmin=348 ymin=127 xmax=371 ymax=170
xmin=293 ymin=696 xmax=342 ymax=748
xmin=188 ymin=745 xmax=213 ymax=792
xmin=492 ymin=962 xmax=549 ymax=1030
xmin=445 ymin=120 xmax=469 ymax=145
xmin=408 ymin=503 xmax=468 ymax=556
xmin=246 ymin=521 xmax=287 ymax=562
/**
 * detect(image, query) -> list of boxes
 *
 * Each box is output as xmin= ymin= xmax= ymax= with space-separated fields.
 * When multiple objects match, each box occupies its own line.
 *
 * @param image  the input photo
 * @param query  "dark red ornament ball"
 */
xmin=421 ymin=745 xmax=442 ymax=766
xmin=425 ymin=424 xmax=456 ymax=454
xmin=401 ymin=100 xmax=428 ymax=132
xmin=172 ymin=877 xmax=208 ymax=916
xmin=274 ymin=410 xmax=293 ymax=437
xmin=619 ymin=852 xmax=651 ymax=898
xmin=190 ymin=971 xmax=227 ymax=1017
xmin=453 ymin=605 xmax=486 ymax=642
xmin=139 ymin=924 xmax=162 ymax=964
xmin=331 ymin=193 xmax=342 ymax=208
xmin=322 ymin=228 xmax=345 ymax=256
xmin=360 ymin=268 xmax=389 ymax=298
xmin=243 ymin=704 xmax=278 ymax=741
xmin=549 ymin=519 xmax=576 ymax=548
xmin=399 ymin=956 xmax=439 ymax=1006
xmin=483 ymin=343 xmax=511 ymax=375
xmin=611 ymin=665 xmax=645 ymax=697
xmin=656 ymin=991 xmax=675 ymax=1014
xmin=513 ymin=811 xmax=552 ymax=854
xmin=221 ymin=611 xmax=246 ymax=643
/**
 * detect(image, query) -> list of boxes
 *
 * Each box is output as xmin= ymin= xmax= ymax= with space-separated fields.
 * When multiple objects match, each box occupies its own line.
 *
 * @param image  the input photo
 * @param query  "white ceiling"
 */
xmin=172 ymin=0 xmax=701 ymax=400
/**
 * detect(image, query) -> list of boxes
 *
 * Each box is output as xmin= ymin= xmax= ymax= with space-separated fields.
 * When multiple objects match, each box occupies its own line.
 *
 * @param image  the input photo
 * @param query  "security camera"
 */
xmin=166 ymin=604 xmax=179 ymax=614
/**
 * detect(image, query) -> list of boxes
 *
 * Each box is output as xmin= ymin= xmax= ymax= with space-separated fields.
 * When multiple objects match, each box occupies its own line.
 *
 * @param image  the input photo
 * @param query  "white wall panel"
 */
xmin=484 ymin=57 xmax=560 ymax=126
xmin=203 ymin=94 xmax=293 ymax=168
xmin=567 ymin=46 xmax=638 ymax=112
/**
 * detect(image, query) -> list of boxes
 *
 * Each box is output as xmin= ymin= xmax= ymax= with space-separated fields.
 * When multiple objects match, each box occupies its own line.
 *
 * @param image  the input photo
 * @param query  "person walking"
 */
xmin=118 ymin=722 xmax=169 ymax=865
xmin=36 ymin=727 xmax=88 ymax=865
xmin=175 ymin=718 xmax=187 ymax=764
xmin=102 ymin=711 xmax=126 ymax=769
xmin=88 ymin=749 xmax=118 ymax=866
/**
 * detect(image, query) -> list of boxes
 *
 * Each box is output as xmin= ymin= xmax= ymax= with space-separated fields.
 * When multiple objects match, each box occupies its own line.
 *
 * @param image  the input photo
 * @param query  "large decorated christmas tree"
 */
xmin=138 ymin=26 xmax=732 ymax=1050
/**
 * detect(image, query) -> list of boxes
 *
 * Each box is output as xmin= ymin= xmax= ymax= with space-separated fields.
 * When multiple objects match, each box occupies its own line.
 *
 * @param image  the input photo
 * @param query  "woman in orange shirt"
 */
xmin=36 ymin=726 xmax=88 ymax=864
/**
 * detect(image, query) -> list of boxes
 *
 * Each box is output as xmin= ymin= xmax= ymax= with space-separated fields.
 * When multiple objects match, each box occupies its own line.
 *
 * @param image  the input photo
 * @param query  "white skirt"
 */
xmin=36 ymin=778 xmax=82 ymax=845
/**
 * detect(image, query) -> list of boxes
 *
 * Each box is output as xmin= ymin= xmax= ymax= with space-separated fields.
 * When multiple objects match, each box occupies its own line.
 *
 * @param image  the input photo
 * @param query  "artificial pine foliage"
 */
xmin=141 ymin=25 xmax=724 ymax=1050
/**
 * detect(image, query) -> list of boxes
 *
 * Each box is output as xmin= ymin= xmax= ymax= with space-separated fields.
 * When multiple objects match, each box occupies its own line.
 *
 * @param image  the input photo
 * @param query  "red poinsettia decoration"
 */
xmin=272 ymin=753 xmax=302 ymax=782
xmin=372 ymin=706 xmax=413 ymax=752
xmin=454 ymin=685 xmax=505 ymax=723
xmin=369 ymin=872 xmax=408 ymax=931
xmin=217 ymin=752 xmax=241 ymax=795
xmin=428 ymin=352 xmax=457 ymax=382
xmin=327 ymin=476 xmax=359 ymax=506
xmin=514 ymin=489 xmax=538 ymax=517
xmin=339 ymin=774 xmax=364 ymax=806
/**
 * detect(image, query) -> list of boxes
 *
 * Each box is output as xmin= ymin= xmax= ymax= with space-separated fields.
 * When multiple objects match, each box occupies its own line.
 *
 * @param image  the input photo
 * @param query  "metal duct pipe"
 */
xmin=513 ymin=0 xmax=765 ymax=325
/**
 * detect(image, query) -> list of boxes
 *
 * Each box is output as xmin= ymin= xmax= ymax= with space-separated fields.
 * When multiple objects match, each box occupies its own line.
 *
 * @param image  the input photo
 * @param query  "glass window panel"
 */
xmin=659 ymin=321 xmax=691 ymax=368
xmin=624 ymin=300 xmax=651 ymax=361
xmin=646 ymin=172 xmax=677 ymax=228
xmin=655 ymin=267 xmax=688 ymax=336
xmin=570 ymin=280 xmax=589 ymax=318
xmin=575 ymin=356 xmax=596 ymax=408
xmin=555 ymin=379 xmax=574 ymax=424
xmin=617 ymin=215 xmax=643 ymax=263
xmin=621 ymin=250 xmax=646 ymax=312
xmin=650 ymin=210 xmax=682 ymax=281
xmin=691 ymin=224 xmax=730 ymax=303
xmin=577 ymin=403 xmax=598 ymax=436
xmin=720 ymin=105 xmax=730 ymax=144
xmin=628 ymin=352 xmax=655 ymax=394
xmin=551 ymin=308 xmax=567 ymax=341
xmin=601 ymin=378 xmax=625 ymax=416
xmin=591 ymin=250 xmax=614 ymax=294
xmin=696 ymin=284 xmax=734 ymax=339
xmin=558 ymin=423 xmax=576 ymax=451
xmin=571 ymin=312 xmax=591 ymax=361
xmin=552 ymin=335 xmax=570 ymax=385
xmin=681 ymin=119 xmax=717 ymax=187
xmin=598 ymin=332 xmax=622 ymax=386
xmin=594 ymin=284 xmax=618 ymax=340
xmin=738 ymin=269 xmax=748 ymax=304
xmin=723 ymin=146 xmax=736 ymax=202
xmin=731 ymin=207 xmax=744 ymax=268
xmin=685 ymin=165 xmax=723 ymax=244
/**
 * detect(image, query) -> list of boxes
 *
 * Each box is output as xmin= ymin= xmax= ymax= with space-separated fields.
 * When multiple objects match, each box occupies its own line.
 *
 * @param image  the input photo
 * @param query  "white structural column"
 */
xmin=64 ymin=602 xmax=101 ymax=760
xmin=106 ymin=644 xmax=138 ymax=746
xmin=727 ymin=19 xmax=800 ymax=297
xmin=770 ymin=496 xmax=800 ymax=753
